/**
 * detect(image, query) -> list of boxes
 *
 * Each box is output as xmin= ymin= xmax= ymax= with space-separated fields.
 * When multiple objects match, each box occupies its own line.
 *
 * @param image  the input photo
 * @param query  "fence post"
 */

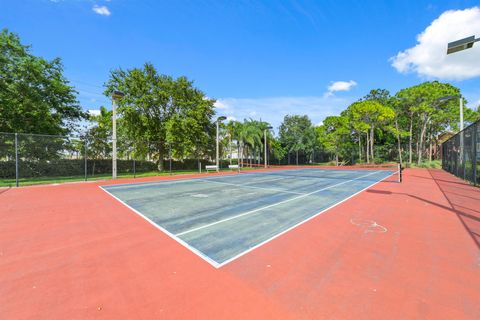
xmin=133 ymin=145 xmax=136 ymax=178
xmin=474 ymin=122 xmax=477 ymax=186
xmin=169 ymin=144 xmax=172 ymax=175
xmin=84 ymin=140 xmax=88 ymax=181
xmin=14 ymin=133 xmax=19 ymax=187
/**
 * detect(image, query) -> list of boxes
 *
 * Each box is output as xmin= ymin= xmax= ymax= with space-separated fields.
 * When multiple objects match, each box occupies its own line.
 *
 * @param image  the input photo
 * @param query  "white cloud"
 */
xmin=213 ymin=100 xmax=229 ymax=109
xmin=391 ymin=7 xmax=480 ymax=80
xmin=214 ymin=96 xmax=353 ymax=129
xmin=92 ymin=5 xmax=111 ymax=16
xmin=325 ymin=80 xmax=357 ymax=96
xmin=88 ymin=109 xmax=101 ymax=117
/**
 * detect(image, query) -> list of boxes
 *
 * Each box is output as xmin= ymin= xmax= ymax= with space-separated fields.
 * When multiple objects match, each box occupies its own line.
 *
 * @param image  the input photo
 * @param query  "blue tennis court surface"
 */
xmin=102 ymin=168 xmax=397 ymax=267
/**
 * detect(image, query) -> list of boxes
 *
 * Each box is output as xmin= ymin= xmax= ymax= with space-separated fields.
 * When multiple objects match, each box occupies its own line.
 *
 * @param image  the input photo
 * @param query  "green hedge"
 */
xmin=0 ymin=158 xmax=237 ymax=179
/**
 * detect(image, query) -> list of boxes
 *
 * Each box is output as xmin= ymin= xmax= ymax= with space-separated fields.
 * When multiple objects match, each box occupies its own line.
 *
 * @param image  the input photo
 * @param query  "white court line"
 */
xmin=197 ymin=179 xmax=304 ymax=195
xmin=103 ymin=173 xmax=242 ymax=190
xmin=243 ymin=176 xmax=290 ymax=185
xmin=175 ymin=170 xmax=380 ymax=237
xmin=216 ymin=169 xmax=397 ymax=267
xmin=99 ymin=186 xmax=221 ymax=268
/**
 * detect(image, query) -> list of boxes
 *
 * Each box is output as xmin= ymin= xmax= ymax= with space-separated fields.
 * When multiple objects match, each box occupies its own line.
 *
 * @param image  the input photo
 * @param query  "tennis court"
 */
xmin=102 ymin=165 xmax=399 ymax=267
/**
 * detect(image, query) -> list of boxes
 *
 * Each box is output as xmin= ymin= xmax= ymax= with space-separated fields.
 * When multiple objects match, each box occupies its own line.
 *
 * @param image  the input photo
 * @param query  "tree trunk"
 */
xmin=358 ymin=134 xmax=362 ymax=162
xmin=417 ymin=115 xmax=429 ymax=165
xmin=157 ymin=145 xmax=165 ymax=171
xmin=238 ymin=141 xmax=243 ymax=167
xmin=408 ymin=116 xmax=413 ymax=164
xmin=296 ymin=150 xmax=299 ymax=165
xmin=365 ymin=130 xmax=370 ymax=163
xmin=229 ymin=135 xmax=232 ymax=165
xmin=395 ymin=118 xmax=402 ymax=166
xmin=370 ymin=126 xmax=375 ymax=162
xmin=428 ymin=132 xmax=433 ymax=162
xmin=335 ymin=152 xmax=339 ymax=166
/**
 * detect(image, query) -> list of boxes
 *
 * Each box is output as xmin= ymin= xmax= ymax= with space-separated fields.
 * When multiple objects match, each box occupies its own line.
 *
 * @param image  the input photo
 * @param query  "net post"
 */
xmin=15 ymin=133 xmax=19 ymax=187
xmin=398 ymin=162 xmax=402 ymax=183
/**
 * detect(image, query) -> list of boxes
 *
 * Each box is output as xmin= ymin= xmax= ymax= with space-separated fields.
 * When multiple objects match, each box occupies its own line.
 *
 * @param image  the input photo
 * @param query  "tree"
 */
xmin=104 ymin=63 xmax=215 ymax=170
xmin=86 ymin=107 xmax=112 ymax=159
xmin=316 ymin=115 xmax=350 ymax=165
xmin=345 ymin=100 xmax=395 ymax=163
xmin=0 ymin=29 xmax=85 ymax=135
xmin=278 ymin=115 xmax=315 ymax=165
xmin=396 ymin=81 xmax=461 ymax=164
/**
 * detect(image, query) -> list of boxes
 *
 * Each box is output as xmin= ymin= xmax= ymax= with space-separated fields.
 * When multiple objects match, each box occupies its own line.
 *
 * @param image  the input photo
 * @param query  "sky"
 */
xmin=1 ymin=0 xmax=480 ymax=130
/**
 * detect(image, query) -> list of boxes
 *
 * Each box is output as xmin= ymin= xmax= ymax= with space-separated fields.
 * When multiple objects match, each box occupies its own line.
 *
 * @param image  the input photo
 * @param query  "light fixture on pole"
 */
xmin=437 ymin=95 xmax=463 ymax=131
xmin=445 ymin=35 xmax=476 ymax=178
xmin=216 ymin=116 xmax=227 ymax=172
xmin=437 ymin=95 xmax=465 ymax=177
xmin=446 ymin=35 xmax=479 ymax=54
xmin=264 ymin=126 xmax=273 ymax=168
xmin=111 ymin=90 xmax=124 ymax=179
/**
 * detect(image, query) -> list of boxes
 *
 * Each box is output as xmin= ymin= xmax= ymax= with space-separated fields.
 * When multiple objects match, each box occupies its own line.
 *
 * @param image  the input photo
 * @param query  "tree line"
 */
xmin=1 ymin=29 xmax=479 ymax=171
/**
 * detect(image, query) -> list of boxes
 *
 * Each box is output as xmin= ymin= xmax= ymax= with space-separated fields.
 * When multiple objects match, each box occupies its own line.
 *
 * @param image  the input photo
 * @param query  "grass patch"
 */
xmin=404 ymin=160 xmax=442 ymax=169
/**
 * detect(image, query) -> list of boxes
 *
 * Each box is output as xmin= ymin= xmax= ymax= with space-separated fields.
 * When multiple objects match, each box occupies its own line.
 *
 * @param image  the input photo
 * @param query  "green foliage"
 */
xmin=0 ymin=29 xmax=86 ymax=135
xmin=278 ymin=115 xmax=317 ymax=161
xmin=104 ymin=63 xmax=215 ymax=169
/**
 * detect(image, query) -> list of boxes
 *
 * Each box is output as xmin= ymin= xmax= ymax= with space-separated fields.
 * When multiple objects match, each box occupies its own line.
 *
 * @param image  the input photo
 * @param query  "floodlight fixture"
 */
xmin=112 ymin=90 xmax=125 ymax=100
xmin=447 ymin=36 xmax=479 ymax=54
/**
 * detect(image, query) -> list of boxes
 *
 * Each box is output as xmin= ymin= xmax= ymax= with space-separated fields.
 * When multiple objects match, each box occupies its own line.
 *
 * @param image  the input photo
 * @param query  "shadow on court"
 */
xmin=367 ymin=170 xmax=480 ymax=250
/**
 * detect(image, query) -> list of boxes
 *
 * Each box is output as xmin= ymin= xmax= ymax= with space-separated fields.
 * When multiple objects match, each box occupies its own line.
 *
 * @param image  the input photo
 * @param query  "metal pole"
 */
xmin=84 ymin=140 xmax=87 ymax=181
xmin=264 ymin=129 xmax=267 ymax=168
xmin=216 ymin=120 xmax=220 ymax=172
xmin=133 ymin=146 xmax=136 ymax=179
xmin=112 ymin=99 xmax=117 ymax=179
xmin=169 ymin=144 xmax=172 ymax=175
xmin=15 ymin=133 xmax=19 ymax=187
xmin=460 ymin=97 xmax=464 ymax=131
xmin=459 ymin=97 xmax=465 ymax=179
xmin=473 ymin=121 xmax=477 ymax=185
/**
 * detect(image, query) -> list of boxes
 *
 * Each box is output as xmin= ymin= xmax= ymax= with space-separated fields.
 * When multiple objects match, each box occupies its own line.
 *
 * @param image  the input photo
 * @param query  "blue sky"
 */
xmin=1 ymin=0 xmax=480 ymax=129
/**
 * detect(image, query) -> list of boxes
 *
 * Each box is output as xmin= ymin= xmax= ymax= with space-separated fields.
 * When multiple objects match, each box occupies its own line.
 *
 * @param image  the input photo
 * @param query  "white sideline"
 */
xmin=175 ymin=170 xmax=380 ymax=237
xmin=99 ymin=186 xmax=221 ymax=268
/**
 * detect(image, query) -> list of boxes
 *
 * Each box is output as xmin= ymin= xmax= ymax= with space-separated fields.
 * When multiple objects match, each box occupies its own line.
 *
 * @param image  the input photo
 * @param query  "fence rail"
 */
xmin=0 ymin=132 xmax=223 ymax=187
xmin=441 ymin=119 xmax=479 ymax=186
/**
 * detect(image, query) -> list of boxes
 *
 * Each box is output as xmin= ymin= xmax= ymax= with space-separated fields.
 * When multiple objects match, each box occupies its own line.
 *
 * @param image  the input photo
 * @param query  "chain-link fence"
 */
xmin=0 ymin=132 xmax=227 ymax=187
xmin=442 ymin=119 xmax=479 ymax=186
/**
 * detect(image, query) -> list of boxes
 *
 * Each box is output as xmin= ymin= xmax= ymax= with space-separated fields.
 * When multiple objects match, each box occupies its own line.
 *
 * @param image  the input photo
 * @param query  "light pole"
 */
xmin=216 ymin=116 xmax=227 ymax=172
xmin=437 ymin=95 xmax=463 ymax=131
xmin=437 ymin=95 xmax=465 ymax=177
xmin=264 ymin=126 xmax=273 ymax=168
xmin=445 ymin=34 xmax=478 ymax=133
xmin=445 ymin=35 xmax=478 ymax=179
xmin=111 ymin=91 xmax=124 ymax=179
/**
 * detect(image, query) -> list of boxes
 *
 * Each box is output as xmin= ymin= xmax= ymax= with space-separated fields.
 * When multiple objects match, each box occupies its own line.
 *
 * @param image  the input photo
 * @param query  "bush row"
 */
xmin=0 ymin=158 xmax=239 ymax=178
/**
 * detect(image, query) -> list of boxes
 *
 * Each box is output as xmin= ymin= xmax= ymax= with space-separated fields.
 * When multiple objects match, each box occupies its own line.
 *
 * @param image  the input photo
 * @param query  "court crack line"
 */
xmin=175 ymin=170 xmax=381 ymax=237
